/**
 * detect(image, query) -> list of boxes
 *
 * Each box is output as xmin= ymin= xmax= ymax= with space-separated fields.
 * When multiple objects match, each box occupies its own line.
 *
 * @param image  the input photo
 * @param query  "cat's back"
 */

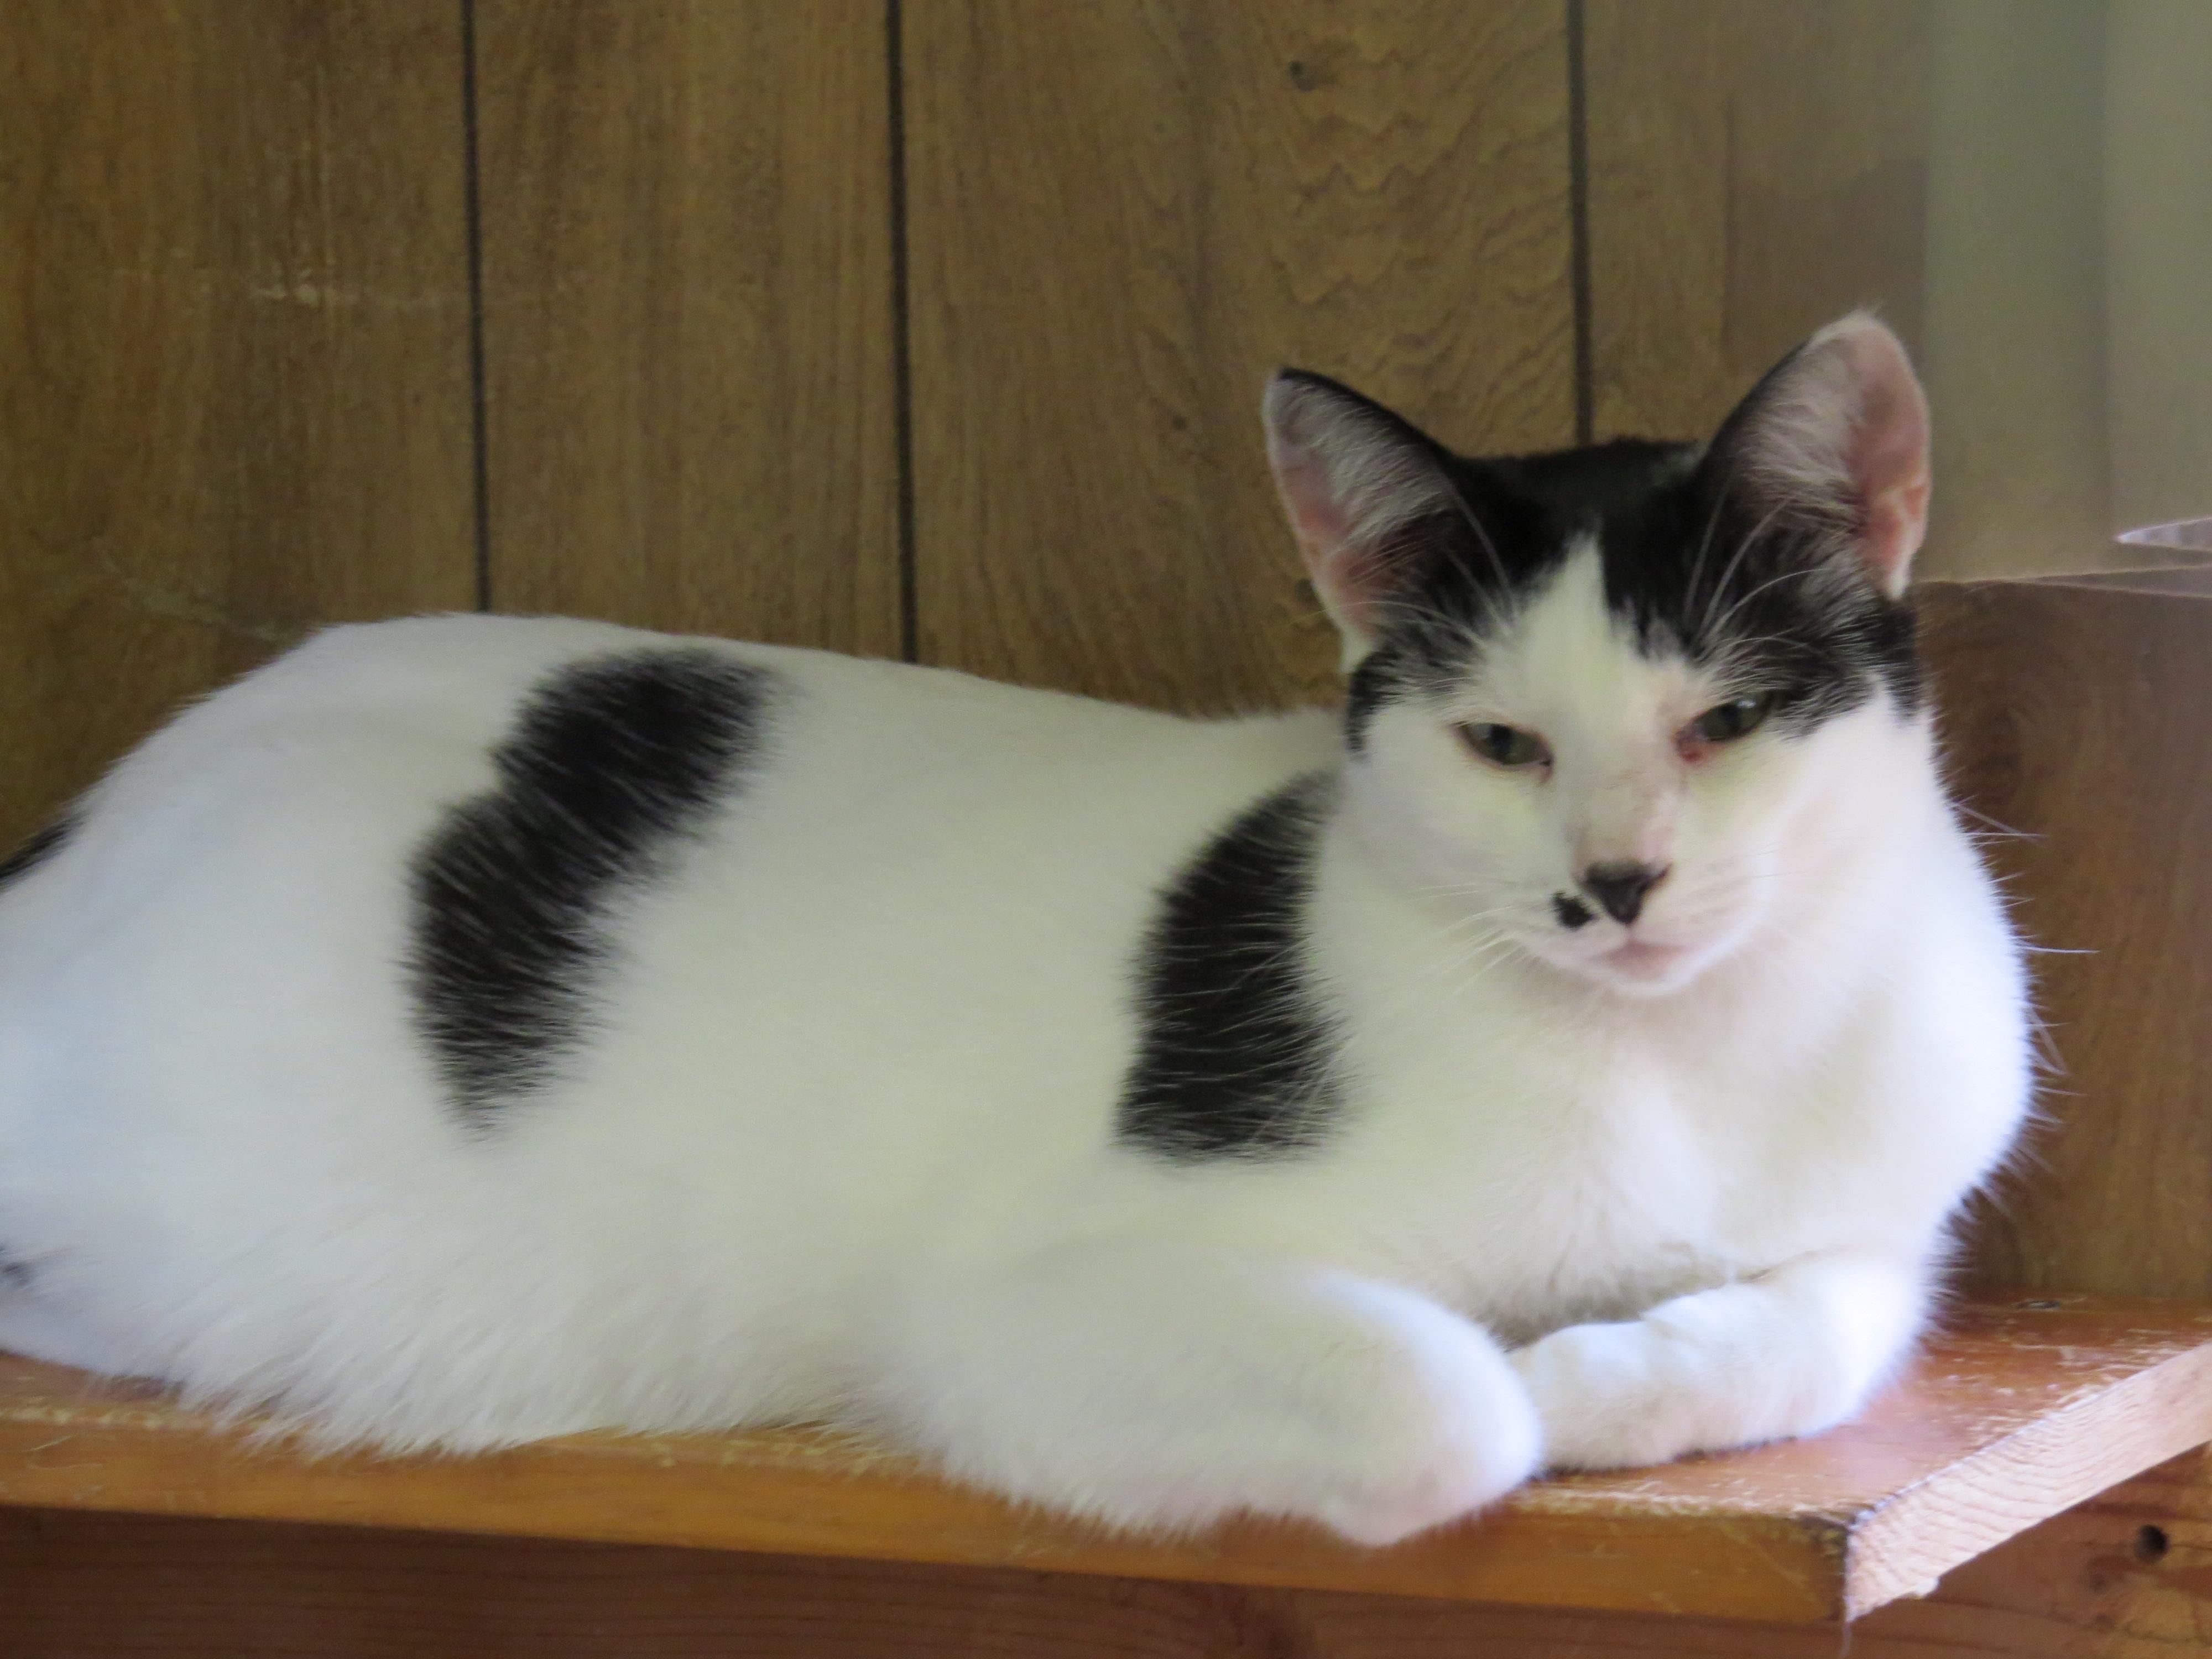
xmin=0 ymin=614 xmax=1335 ymax=1436
xmin=104 ymin=611 xmax=1218 ymax=792
xmin=23 ymin=612 xmax=1317 ymax=889
xmin=0 ymin=612 xmax=1338 ymax=1194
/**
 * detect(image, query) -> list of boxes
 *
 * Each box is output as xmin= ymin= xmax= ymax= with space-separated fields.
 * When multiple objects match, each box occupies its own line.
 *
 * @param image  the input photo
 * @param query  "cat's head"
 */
xmin=1264 ymin=314 xmax=1932 ymax=998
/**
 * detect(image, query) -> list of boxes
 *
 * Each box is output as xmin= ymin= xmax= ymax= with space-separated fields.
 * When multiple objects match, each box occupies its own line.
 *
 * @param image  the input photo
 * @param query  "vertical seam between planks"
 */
xmin=460 ymin=0 xmax=493 ymax=611
xmin=1566 ymin=0 xmax=1594 ymax=446
xmin=886 ymin=0 xmax=919 ymax=662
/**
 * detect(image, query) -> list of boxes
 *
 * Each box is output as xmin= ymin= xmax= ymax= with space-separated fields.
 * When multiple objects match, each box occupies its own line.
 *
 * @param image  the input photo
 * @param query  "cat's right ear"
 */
xmin=1700 ymin=312 xmax=1931 ymax=598
xmin=1263 ymin=372 xmax=1455 ymax=668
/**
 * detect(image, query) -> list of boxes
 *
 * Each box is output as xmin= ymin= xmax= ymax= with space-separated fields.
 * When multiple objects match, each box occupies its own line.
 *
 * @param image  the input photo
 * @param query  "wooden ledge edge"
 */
xmin=1841 ymin=1329 xmax=2212 ymax=1618
xmin=4 ymin=1295 xmax=2212 ymax=1627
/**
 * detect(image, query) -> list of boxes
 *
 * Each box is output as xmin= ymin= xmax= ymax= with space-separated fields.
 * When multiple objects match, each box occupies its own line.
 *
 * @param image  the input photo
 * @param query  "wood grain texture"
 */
xmin=1582 ymin=0 xmax=1930 ymax=440
xmin=2 ymin=1296 xmax=2208 ymax=1625
xmin=905 ymin=1 xmax=1574 ymax=712
xmin=473 ymin=1 xmax=899 ymax=650
xmin=1923 ymin=579 xmax=2212 ymax=1299
xmin=0 ymin=0 xmax=477 ymax=843
xmin=5 ymin=1443 xmax=2210 ymax=1657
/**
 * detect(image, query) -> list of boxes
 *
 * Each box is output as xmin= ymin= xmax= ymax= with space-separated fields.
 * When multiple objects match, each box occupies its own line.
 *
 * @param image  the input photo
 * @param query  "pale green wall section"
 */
xmin=1920 ymin=0 xmax=2110 ymax=577
xmin=2105 ymin=0 xmax=2212 ymax=536
xmin=1921 ymin=0 xmax=2209 ymax=575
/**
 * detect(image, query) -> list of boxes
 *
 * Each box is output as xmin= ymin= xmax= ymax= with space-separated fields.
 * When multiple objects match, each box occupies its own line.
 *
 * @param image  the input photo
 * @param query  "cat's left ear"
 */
xmin=1705 ymin=312 xmax=1931 ymax=597
xmin=1262 ymin=371 xmax=1457 ymax=666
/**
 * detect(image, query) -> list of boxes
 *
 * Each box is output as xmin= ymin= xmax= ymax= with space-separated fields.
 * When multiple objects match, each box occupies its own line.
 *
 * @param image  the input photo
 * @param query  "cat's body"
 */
xmin=0 ymin=317 xmax=2029 ymax=1544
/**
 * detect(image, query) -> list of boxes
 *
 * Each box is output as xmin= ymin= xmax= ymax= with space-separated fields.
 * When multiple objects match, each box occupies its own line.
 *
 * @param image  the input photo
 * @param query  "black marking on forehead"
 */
xmin=1555 ymin=449 xmax=1923 ymax=731
xmin=1347 ymin=436 xmax=1920 ymax=745
xmin=409 ymin=649 xmax=775 ymax=1129
xmin=1118 ymin=773 xmax=1343 ymax=1161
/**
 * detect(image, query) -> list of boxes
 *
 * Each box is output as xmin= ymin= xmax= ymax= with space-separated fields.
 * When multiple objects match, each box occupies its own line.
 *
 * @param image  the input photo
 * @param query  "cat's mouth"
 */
xmin=1515 ymin=918 xmax=1718 ymax=996
xmin=1603 ymin=937 xmax=1689 ymax=977
xmin=1572 ymin=929 xmax=1719 ymax=996
xmin=1584 ymin=938 xmax=1717 ymax=1000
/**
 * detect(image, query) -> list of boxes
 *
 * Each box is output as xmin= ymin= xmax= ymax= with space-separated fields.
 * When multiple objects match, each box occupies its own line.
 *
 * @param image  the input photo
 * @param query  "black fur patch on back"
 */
xmin=0 ymin=815 xmax=76 ymax=892
xmin=1117 ymin=775 xmax=1343 ymax=1161
xmin=410 ymin=649 xmax=774 ymax=1127
xmin=0 ymin=1246 xmax=35 ymax=1291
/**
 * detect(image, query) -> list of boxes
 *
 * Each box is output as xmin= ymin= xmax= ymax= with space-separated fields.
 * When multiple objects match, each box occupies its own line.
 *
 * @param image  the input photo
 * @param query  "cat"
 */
xmin=0 ymin=313 xmax=2028 ymax=1547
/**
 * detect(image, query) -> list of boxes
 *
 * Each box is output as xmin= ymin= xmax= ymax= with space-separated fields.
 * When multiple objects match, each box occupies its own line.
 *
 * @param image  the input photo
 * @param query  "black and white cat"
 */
xmin=0 ymin=314 xmax=2027 ymax=1545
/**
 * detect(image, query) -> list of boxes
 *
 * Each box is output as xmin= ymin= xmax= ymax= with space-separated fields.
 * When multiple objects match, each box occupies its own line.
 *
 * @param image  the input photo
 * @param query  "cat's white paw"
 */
xmin=1509 ymin=1314 xmax=1856 ymax=1470
xmin=1510 ymin=1319 xmax=1700 ymax=1469
xmin=1298 ymin=1316 xmax=1545 ymax=1545
xmin=886 ymin=1250 xmax=1542 ymax=1547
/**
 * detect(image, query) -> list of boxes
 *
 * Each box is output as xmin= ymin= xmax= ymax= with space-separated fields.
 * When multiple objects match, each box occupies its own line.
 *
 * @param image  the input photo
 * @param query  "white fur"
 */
xmin=0 ymin=561 xmax=2026 ymax=1545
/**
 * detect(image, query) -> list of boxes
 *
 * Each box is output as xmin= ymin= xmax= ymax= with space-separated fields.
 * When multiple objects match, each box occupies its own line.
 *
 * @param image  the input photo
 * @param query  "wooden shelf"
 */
xmin=2 ymin=1293 xmax=2208 ymax=1626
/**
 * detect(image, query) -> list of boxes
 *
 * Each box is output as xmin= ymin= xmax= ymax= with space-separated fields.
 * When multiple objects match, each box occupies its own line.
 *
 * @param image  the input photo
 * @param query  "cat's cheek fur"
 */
xmin=1337 ymin=713 xmax=1562 ymax=941
xmin=872 ymin=1239 xmax=1542 ymax=1544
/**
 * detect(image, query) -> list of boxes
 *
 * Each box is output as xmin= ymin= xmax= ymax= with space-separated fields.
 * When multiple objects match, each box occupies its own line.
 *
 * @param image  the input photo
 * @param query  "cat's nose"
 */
xmin=1580 ymin=861 xmax=1667 ymax=926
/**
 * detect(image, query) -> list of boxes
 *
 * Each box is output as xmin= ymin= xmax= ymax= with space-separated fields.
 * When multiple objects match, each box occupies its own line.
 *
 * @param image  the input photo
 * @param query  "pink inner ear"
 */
xmin=1270 ymin=439 xmax=1352 ymax=571
xmin=1836 ymin=325 xmax=1932 ymax=596
xmin=1267 ymin=433 xmax=1389 ymax=640
xmin=1262 ymin=375 xmax=1454 ymax=654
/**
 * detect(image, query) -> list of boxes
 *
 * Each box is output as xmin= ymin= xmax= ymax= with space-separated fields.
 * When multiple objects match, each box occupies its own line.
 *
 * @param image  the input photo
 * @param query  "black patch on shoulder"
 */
xmin=1117 ymin=775 xmax=1343 ymax=1161
xmin=409 ymin=649 xmax=774 ymax=1128
xmin=0 ymin=815 xmax=76 ymax=892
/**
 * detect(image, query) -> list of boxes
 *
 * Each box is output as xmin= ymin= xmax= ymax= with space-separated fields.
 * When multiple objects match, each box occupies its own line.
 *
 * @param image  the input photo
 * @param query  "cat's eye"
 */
xmin=1458 ymin=722 xmax=1552 ymax=771
xmin=1687 ymin=693 xmax=1774 ymax=746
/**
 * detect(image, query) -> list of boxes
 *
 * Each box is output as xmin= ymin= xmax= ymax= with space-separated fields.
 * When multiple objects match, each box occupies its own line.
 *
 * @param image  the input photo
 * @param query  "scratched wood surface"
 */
xmin=472 ymin=1 xmax=900 ymax=651
xmin=0 ymin=0 xmax=478 ymax=845
xmin=1923 ymin=578 xmax=2212 ymax=1301
xmin=2 ymin=1295 xmax=2208 ymax=1627
xmin=902 ymin=0 xmax=1575 ymax=713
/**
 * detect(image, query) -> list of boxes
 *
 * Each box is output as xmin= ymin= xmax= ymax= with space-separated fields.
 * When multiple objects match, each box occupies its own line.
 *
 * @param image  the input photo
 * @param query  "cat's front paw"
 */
xmin=888 ymin=1251 xmax=1544 ymax=1547
xmin=1509 ymin=1319 xmax=1702 ymax=1468
xmin=1300 ymin=1308 xmax=1545 ymax=1545
xmin=1509 ymin=1314 xmax=1858 ymax=1470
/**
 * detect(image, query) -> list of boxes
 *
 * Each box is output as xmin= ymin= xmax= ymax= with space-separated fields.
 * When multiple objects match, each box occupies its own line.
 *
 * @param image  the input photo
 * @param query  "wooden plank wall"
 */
xmin=0 ymin=1 xmax=478 ymax=841
xmin=1582 ymin=0 xmax=1933 ymax=439
xmin=471 ymin=2 xmax=901 ymax=653
xmin=3 ymin=0 xmax=2149 ymax=808
xmin=2 ymin=0 xmax=1985 ymax=850
xmin=903 ymin=1 xmax=1574 ymax=711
